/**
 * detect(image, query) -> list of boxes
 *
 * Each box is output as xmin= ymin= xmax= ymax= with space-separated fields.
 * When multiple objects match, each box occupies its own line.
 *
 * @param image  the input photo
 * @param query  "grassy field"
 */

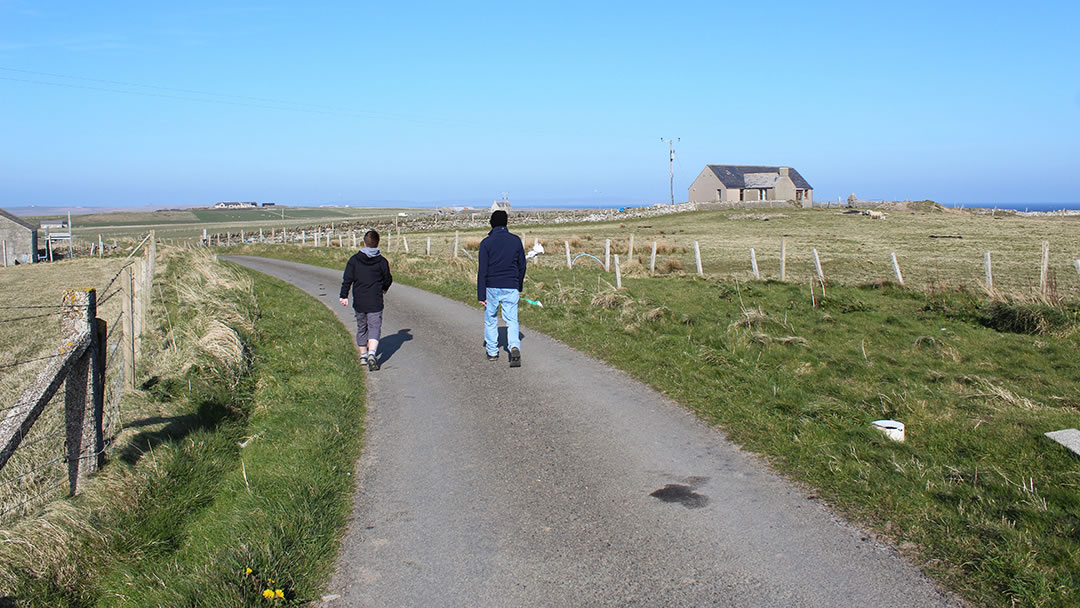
xmin=221 ymin=205 xmax=1080 ymax=608
xmin=0 ymin=249 xmax=367 ymax=606
xmin=27 ymin=206 xmax=430 ymax=243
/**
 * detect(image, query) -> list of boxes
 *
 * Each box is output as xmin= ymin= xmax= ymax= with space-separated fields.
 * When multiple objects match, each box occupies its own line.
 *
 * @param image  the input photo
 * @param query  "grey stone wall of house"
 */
xmin=0 ymin=215 xmax=38 ymax=265
xmin=688 ymin=168 xmax=724 ymax=204
xmin=695 ymin=200 xmax=795 ymax=211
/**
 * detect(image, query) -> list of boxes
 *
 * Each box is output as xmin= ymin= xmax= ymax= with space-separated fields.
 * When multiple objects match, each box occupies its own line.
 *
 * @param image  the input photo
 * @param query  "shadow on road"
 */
xmin=379 ymin=329 xmax=413 ymax=363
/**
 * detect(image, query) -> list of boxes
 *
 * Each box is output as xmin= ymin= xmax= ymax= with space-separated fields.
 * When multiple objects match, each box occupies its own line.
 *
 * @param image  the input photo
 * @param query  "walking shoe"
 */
xmin=509 ymin=347 xmax=521 ymax=368
xmin=367 ymin=355 xmax=380 ymax=371
xmin=486 ymin=352 xmax=499 ymax=361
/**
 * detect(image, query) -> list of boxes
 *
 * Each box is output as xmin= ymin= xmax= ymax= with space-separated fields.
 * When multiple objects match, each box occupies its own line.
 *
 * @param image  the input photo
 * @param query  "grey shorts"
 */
xmin=354 ymin=310 xmax=383 ymax=345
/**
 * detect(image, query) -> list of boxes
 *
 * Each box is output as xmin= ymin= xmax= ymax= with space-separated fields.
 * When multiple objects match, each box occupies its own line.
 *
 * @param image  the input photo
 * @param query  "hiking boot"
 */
xmin=509 ymin=347 xmax=521 ymax=368
xmin=486 ymin=352 xmax=499 ymax=361
xmin=367 ymin=355 xmax=380 ymax=371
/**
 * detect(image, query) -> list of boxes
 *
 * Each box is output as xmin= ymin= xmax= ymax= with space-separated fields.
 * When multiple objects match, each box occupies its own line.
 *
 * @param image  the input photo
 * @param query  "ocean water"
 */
xmin=951 ymin=202 xmax=1080 ymax=212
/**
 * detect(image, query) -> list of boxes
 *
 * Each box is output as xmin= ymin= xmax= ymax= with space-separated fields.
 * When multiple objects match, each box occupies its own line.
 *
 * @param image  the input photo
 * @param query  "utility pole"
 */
xmin=661 ymin=137 xmax=679 ymax=205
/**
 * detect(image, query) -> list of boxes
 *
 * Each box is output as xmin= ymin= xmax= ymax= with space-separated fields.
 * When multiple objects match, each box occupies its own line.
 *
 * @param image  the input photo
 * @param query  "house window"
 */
xmin=796 ymin=190 xmax=803 ymax=201
xmin=739 ymin=189 xmax=745 ymax=201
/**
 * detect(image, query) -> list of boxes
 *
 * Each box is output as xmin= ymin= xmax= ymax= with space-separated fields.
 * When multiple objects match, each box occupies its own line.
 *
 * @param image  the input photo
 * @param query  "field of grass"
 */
xmin=27 ymin=206 xmax=430 ymax=243
xmin=221 ymin=205 xmax=1080 ymax=608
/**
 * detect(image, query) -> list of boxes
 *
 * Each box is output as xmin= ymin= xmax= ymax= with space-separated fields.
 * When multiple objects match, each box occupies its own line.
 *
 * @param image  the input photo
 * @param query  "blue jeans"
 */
xmin=484 ymin=288 xmax=520 ymax=356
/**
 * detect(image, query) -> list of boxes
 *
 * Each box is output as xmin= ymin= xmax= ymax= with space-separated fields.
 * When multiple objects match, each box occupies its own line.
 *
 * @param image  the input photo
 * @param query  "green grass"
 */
xmin=0 ymin=252 xmax=366 ymax=606
xmin=226 ymin=241 xmax=1080 ymax=608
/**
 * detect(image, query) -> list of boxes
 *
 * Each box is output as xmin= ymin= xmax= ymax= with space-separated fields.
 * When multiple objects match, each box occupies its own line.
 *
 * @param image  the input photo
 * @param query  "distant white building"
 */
xmin=491 ymin=197 xmax=511 ymax=212
xmin=214 ymin=201 xmax=257 ymax=209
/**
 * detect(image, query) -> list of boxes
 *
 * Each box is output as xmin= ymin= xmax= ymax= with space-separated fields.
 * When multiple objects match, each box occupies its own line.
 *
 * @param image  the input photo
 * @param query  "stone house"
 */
xmin=0 ymin=207 xmax=39 ymax=265
xmin=491 ymin=199 xmax=512 ymax=213
xmin=688 ymin=165 xmax=813 ymax=207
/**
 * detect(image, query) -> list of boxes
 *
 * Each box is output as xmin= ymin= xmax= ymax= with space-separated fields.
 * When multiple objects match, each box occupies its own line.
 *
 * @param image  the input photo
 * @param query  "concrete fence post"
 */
xmin=780 ymin=238 xmax=787 ymax=282
xmin=427 ymin=237 xmax=431 ymax=256
xmin=565 ymin=241 xmax=572 ymax=269
xmin=614 ymin=254 xmax=622 ymax=289
xmin=454 ymin=232 xmax=459 ymax=258
xmin=1 ymin=240 xmax=6 ymax=267
xmin=812 ymin=248 xmax=824 ymax=282
xmin=605 ymin=239 xmax=611 ymax=272
xmin=98 ymin=235 xmax=103 ymax=257
xmin=650 ymin=241 xmax=657 ymax=274
xmin=891 ymin=252 xmax=904 ymax=287
xmin=694 ymin=241 xmax=703 ymax=277
xmin=1040 ymin=241 xmax=1050 ymax=295
xmin=122 ymin=267 xmax=135 ymax=388
xmin=403 ymin=236 xmax=409 ymax=253
xmin=750 ymin=248 xmax=760 ymax=280
xmin=628 ymin=234 xmax=634 ymax=259
xmin=985 ymin=251 xmax=993 ymax=292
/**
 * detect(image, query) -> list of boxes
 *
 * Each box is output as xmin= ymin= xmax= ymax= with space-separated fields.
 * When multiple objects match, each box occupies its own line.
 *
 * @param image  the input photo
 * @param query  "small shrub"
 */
xmin=981 ymin=300 xmax=1075 ymax=335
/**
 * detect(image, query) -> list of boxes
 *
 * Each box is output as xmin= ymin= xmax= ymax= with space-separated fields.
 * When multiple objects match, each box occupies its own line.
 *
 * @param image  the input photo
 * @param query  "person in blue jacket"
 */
xmin=477 ymin=210 xmax=526 ymax=367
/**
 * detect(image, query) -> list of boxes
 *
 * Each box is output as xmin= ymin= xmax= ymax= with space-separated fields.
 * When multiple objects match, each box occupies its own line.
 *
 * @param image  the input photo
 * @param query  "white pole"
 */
xmin=628 ymin=233 xmax=634 ymax=259
xmin=650 ymin=241 xmax=657 ymax=274
xmin=403 ymin=236 xmax=409 ymax=253
xmin=891 ymin=252 xmax=904 ymax=286
xmin=812 ymin=248 xmax=824 ymax=282
xmin=604 ymin=239 xmax=611 ymax=272
xmin=780 ymin=238 xmax=787 ymax=281
xmin=259 ymin=228 xmax=263 ymax=241
xmin=1040 ymin=241 xmax=1050 ymax=294
xmin=750 ymin=248 xmax=760 ymax=280
xmin=427 ymin=237 xmax=431 ymax=256
xmin=694 ymin=241 xmax=703 ymax=277
xmin=302 ymin=231 xmax=306 ymax=245
xmin=98 ymin=234 xmax=103 ymax=257
xmin=1073 ymin=259 xmax=1080 ymax=280
xmin=985 ymin=251 xmax=993 ymax=292
xmin=565 ymin=241 xmax=572 ymax=268
xmin=454 ymin=232 xmax=459 ymax=258
xmin=339 ymin=234 xmax=343 ymax=248
xmin=614 ymin=254 xmax=622 ymax=289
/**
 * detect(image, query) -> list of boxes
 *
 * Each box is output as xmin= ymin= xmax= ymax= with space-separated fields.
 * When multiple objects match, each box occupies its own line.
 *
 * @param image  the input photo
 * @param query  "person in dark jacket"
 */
xmin=340 ymin=230 xmax=393 ymax=371
xmin=477 ymin=210 xmax=526 ymax=367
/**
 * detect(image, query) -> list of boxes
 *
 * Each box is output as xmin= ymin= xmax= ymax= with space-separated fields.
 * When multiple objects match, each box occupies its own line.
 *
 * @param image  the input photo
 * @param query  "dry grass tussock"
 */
xmin=148 ymin=249 xmax=255 ymax=381
xmin=591 ymin=291 xmax=634 ymax=310
xmin=913 ymin=335 xmax=961 ymax=362
xmin=960 ymin=375 xmax=1043 ymax=410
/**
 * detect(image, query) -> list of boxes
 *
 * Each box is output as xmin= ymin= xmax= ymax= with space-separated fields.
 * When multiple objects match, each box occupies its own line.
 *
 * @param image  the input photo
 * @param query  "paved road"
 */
xmin=227 ymin=256 xmax=963 ymax=608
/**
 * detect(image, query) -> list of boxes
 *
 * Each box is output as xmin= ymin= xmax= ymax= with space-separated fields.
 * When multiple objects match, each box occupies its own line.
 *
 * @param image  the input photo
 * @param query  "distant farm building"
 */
xmin=491 ymin=198 xmax=512 ymax=213
xmin=214 ymin=201 xmax=257 ymax=209
xmin=689 ymin=165 xmax=813 ymax=207
xmin=261 ymin=202 xmax=276 ymax=207
xmin=0 ymin=208 xmax=39 ymax=265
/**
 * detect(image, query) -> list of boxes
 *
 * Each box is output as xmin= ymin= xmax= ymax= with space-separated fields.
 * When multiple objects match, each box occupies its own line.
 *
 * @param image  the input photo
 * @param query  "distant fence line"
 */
xmin=0 ymin=232 xmax=156 ymax=521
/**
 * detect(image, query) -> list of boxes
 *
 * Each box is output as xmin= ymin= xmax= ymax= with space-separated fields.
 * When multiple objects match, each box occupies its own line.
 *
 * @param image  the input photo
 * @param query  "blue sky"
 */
xmin=1 ymin=1 xmax=1078 ymax=208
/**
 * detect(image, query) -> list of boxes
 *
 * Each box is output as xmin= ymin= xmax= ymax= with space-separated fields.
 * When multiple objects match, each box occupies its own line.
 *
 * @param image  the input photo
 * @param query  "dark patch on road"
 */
xmin=650 ymin=484 xmax=709 ymax=509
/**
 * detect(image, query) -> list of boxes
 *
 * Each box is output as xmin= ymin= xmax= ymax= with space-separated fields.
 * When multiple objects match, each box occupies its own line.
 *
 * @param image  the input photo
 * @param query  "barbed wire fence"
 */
xmin=0 ymin=232 xmax=156 ymax=523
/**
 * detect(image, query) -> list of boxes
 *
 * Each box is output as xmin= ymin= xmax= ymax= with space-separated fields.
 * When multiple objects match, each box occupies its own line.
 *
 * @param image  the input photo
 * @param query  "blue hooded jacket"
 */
xmin=477 ymin=226 xmax=526 ymax=300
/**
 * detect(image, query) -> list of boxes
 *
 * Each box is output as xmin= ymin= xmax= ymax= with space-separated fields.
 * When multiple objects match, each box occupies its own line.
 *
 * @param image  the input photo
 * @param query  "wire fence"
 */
xmin=0 ymin=234 xmax=153 ymax=524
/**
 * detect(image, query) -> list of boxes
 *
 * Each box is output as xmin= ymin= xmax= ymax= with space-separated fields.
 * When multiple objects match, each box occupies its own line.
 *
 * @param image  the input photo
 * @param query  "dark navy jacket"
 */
xmin=477 ymin=226 xmax=526 ymax=300
xmin=340 ymin=251 xmax=392 ymax=313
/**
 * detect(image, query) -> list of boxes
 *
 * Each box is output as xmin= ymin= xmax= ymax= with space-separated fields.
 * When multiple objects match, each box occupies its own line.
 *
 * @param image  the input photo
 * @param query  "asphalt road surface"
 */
xmin=227 ymin=256 xmax=963 ymax=608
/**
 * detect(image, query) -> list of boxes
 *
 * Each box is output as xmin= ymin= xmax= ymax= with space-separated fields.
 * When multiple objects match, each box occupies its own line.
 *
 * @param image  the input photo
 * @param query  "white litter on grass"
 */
xmin=525 ymin=240 xmax=544 ymax=260
xmin=872 ymin=420 xmax=905 ymax=442
xmin=1045 ymin=429 xmax=1080 ymax=457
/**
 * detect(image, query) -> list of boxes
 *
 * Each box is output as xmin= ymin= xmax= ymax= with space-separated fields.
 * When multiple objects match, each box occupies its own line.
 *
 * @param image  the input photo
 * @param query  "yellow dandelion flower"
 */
xmin=246 ymin=567 xmax=253 ymax=575
xmin=262 ymin=589 xmax=275 ymax=599
xmin=275 ymin=589 xmax=285 ymax=598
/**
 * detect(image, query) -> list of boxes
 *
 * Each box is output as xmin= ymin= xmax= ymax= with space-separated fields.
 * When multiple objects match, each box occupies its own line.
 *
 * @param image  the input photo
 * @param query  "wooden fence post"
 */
xmin=604 ymin=239 xmax=611 ymax=272
xmin=694 ymin=241 xmax=703 ymax=277
xmin=650 ymin=241 xmax=657 ymax=274
xmin=890 ymin=252 xmax=904 ymax=286
xmin=812 ymin=248 xmax=824 ymax=282
xmin=614 ymin=254 xmax=622 ymax=289
xmin=985 ymin=251 xmax=993 ymax=292
xmin=780 ymin=238 xmax=786 ymax=282
xmin=565 ymin=241 xmax=572 ymax=269
xmin=750 ymin=248 xmax=760 ymax=280
xmin=1040 ymin=241 xmax=1050 ymax=295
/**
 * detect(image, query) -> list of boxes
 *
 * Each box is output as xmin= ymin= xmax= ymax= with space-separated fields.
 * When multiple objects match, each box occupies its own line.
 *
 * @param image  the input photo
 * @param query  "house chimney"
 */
xmin=779 ymin=166 xmax=790 ymax=177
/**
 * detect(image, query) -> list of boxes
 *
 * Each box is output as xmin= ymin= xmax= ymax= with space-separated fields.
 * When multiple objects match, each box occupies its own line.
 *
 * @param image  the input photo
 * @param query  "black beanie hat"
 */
xmin=490 ymin=210 xmax=508 ymax=227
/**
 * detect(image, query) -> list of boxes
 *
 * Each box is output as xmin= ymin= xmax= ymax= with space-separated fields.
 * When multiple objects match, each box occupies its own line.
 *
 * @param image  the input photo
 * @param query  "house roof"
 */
xmin=0 ymin=208 xmax=35 ymax=231
xmin=707 ymin=165 xmax=812 ymax=190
